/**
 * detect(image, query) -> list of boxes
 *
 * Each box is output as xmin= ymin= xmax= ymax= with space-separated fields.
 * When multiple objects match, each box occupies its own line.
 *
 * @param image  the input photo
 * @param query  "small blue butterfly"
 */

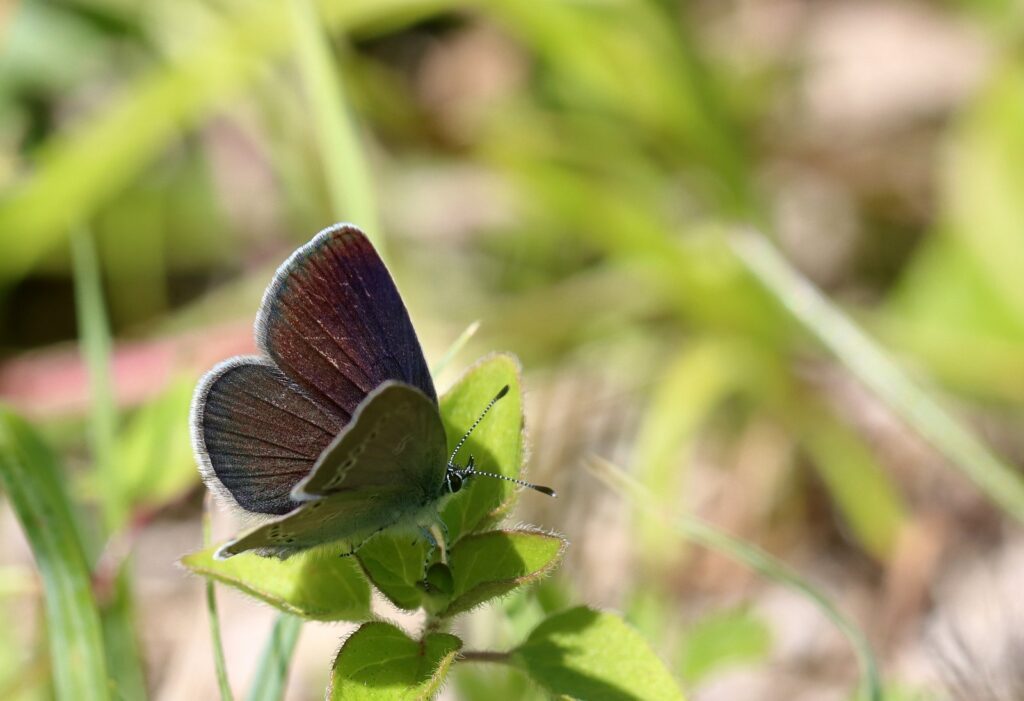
xmin=190 ymin=224 xmax=553 ymax=561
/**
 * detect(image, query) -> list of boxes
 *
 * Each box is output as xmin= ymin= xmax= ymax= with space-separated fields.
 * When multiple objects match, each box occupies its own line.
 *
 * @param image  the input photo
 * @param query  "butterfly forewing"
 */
xmin=255 ymin=225 xmax=436 ymax=422
xmin=191 ymin=357 xmax=344 ymax=515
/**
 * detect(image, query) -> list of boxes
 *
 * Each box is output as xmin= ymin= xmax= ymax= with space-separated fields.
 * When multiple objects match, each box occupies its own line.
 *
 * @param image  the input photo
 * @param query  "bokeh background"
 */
xmin=2 ymin=0 xmax=1024 ymax=699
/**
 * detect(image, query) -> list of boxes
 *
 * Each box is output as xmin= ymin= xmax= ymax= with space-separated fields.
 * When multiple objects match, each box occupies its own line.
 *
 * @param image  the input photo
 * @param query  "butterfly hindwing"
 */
xmin=293 ymin=381 xmax=448 ymax=500
xmin=215 ymin=485 xmax=419 ymax=559
xmin=191 ymin=357 xmax=344 ymax=515
xmin=255 ymin=225 xmax=437 ymax=423
xmin=214 ymin=381 xmax=448 ymax=560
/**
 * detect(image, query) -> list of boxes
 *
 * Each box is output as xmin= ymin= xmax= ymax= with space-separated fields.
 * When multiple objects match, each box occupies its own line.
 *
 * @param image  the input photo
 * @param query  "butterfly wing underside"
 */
xmin=191 ymin=357 xmax=344 ymax=515
xmin=215 ymin=381 xmax=448 ymax=559
xmin=192 ymin=224 xmax=437 ymax=518
xmin=255 ymin=225 xmax=436 ymax=422
xmin=294 ymin=382 xmax=447 ymax=499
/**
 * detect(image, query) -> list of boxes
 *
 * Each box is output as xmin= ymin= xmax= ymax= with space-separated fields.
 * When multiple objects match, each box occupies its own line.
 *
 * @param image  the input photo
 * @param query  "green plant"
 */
xmin=182 ymin=355 xmax=685 ymax=700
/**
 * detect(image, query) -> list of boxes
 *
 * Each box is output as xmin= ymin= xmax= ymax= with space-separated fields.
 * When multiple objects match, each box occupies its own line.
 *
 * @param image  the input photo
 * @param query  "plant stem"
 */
xmin=245 ymin=614 xmax=303 ymax=701
xmin=291 ymin=0 xmax=382 ymax=246
xmin=203 ymin=494 xmax=234 ymax=701
xmin=71 ymin=228 xmax=147 ymax=699
xmin=70 ymin=228 xmax=120 ymax=531
xmin=458 ymin=650 xmax=511 ymax=665
xmin=431 ymin=320 xmax=481 ymax=377
xmin=729 ymin=228 xmax=1024 ymax=524
xmin=588 ymin=456 xmax=884 ymax=701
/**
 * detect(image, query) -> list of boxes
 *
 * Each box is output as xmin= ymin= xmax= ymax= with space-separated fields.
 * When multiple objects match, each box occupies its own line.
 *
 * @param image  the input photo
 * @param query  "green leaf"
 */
xmin=633 ymin=339 xmax=742 ymax=561
xmin=678 ymin=608 xmax=771 ymax=685
xmin=181 ymin=545 xmax=371 ymax=622
xmin=328 ymin=622 xmax=461 ymax=701
xmin=290 ymin=0 xmax=380 ymax=246
xmin=803 ymin=417 xmax=907 ymax=561
xmin=357 ymin=354 xmax=527 ymax=605
xmin=71 ymin=229 xmax=149 ymax=701
xmin=944 ymin=69 xmax=1024 ymax=325
xmin=113 ymin=377 xmax=199 ymax=511
xmin=70 ymin=229 xmax=120 ymax=529
xmin=356 ymin=536 xmax=428 ymax=611
xmin=438 ymin=353 xmax=525 ymax=542
xmin=512 ymin=607 xmax=684 ymax=701
xmin=0 ymin=409 xmax=110 ymax=701
xmin=439 ymin=529 xmax=566 ymax=618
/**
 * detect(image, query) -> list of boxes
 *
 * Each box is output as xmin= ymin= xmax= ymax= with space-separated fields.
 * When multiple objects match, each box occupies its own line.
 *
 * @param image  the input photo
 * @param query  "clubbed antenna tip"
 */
xmin=463 ymin=468 xmax=557 ymax=498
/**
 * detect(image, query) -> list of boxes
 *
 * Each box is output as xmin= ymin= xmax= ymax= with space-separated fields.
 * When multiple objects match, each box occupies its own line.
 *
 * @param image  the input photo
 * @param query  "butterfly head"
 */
xmin=444 ymin=387 xmax=557 ymax=498
xmin=443 ymin=464 xmax=466 ymax=494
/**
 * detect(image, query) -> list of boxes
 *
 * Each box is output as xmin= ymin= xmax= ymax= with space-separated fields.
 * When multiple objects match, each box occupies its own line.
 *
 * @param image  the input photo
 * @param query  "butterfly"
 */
xmin=190 ymin=224 xmax=553 ymax=563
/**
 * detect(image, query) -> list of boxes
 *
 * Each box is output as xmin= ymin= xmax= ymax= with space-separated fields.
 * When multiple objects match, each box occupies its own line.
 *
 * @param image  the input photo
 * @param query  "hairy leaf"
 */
xmin=182 ymin=546 xmax=371 ymax=622
xmin=328 ymin=622 xmax=461 ymax=700
xmin=439 ymin=529 xmax=565 ymax=618
xmin=513 ymin=606 xmax=684 ymax=701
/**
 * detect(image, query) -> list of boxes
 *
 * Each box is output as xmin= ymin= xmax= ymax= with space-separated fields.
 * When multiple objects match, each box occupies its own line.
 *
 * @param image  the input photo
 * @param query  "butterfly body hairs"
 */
xmin=190 ymin=225 xmax=552 ymax=562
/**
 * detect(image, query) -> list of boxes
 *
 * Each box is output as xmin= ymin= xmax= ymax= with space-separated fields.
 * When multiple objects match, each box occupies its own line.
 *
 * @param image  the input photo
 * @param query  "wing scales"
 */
xmin=191 ymin=357 xmax=344 ymax=515
xmin=255 ymin=225 xmax=437 ymax=421
xmin=293 ymin=381 xmax=448 ymax=499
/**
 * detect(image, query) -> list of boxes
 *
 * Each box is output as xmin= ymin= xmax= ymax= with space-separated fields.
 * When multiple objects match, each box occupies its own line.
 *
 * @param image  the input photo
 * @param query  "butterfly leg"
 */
xmin=436 ymin=519 xmax=450 ymax=554
xmin=338 ymin=526 xmax=388 ymax=558
xmin=418 ymin=526 xmax=436 ymax=572
xmin=419 ymin=522 xmax=450 ymax=570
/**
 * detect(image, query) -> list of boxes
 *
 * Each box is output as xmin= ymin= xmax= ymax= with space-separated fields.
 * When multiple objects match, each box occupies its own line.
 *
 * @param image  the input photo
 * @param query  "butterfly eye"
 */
xmin=445 ymin=470 xmax=464 ymax=494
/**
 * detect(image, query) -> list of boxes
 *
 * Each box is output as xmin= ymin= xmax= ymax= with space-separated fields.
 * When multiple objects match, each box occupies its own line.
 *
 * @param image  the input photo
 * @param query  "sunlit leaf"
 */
xmin=803 ymin=417 xmax=907 ymax=561
xmin=356 ymin=535 xmax=427 ymax=611
xmin=439 ymin=353 xmax=526 ymax=541
xmin=113 ymin=377 xmax=198 ymax=510
xmin=513 ymin=606 xmax=684 ymax=701
xmin=0 ymin=0 xmax=458 ymax=282
xmin=328 ymin=622 xmax=461 ymax=701
xmin=678 ymin=608 xmax=771 ymax=685
xmin=182 ymin=546 xmax=371 ymax=622
xmin=439 ymin=529 xmax=565 ymax=618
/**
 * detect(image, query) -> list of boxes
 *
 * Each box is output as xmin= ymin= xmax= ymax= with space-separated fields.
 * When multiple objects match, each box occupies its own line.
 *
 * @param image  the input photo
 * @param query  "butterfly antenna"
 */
xmin=463 ymin=468 xmax=557 ymax=498
xmin=449 ymin=385 xmax=509 ymax=464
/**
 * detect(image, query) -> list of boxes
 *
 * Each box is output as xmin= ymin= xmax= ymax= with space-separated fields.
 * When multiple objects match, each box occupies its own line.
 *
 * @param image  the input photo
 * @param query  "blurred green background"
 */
xmin=2 ymin=0 xmax=1024 ymax=699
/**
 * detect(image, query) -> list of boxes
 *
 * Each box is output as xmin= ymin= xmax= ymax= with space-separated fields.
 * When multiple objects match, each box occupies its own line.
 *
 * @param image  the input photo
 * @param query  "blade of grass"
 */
xmin=0 ymin=409 xmax=111 ymax=701
xmin=431 ymin=320 xmax=481 ymax=377
xmin=239 ymin=4 xmax=389 ymax=696
xmin=244 ymin=614 xmax=303 ymax=701
xmin=0 ymin=0 xmax=457 ymax=282
xmin=588 ymin=456 xmax=883 ymax=701
xmin=204 ymin=495 xmax=234 ymax=701
xmin=290 ymin=0 xmax=381 ymax=248
xmin=100 ymin=567 xmax=146 ymax=701
xmin=729 ymin=229 xmax=1024 ymax=524
xmin=244 ymin=5 xmax=386 ymax=694
xmin=70 ymin=229 xmax=120 ymax=529
xmin=71 ymin=228 xmax=148 ymax=700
